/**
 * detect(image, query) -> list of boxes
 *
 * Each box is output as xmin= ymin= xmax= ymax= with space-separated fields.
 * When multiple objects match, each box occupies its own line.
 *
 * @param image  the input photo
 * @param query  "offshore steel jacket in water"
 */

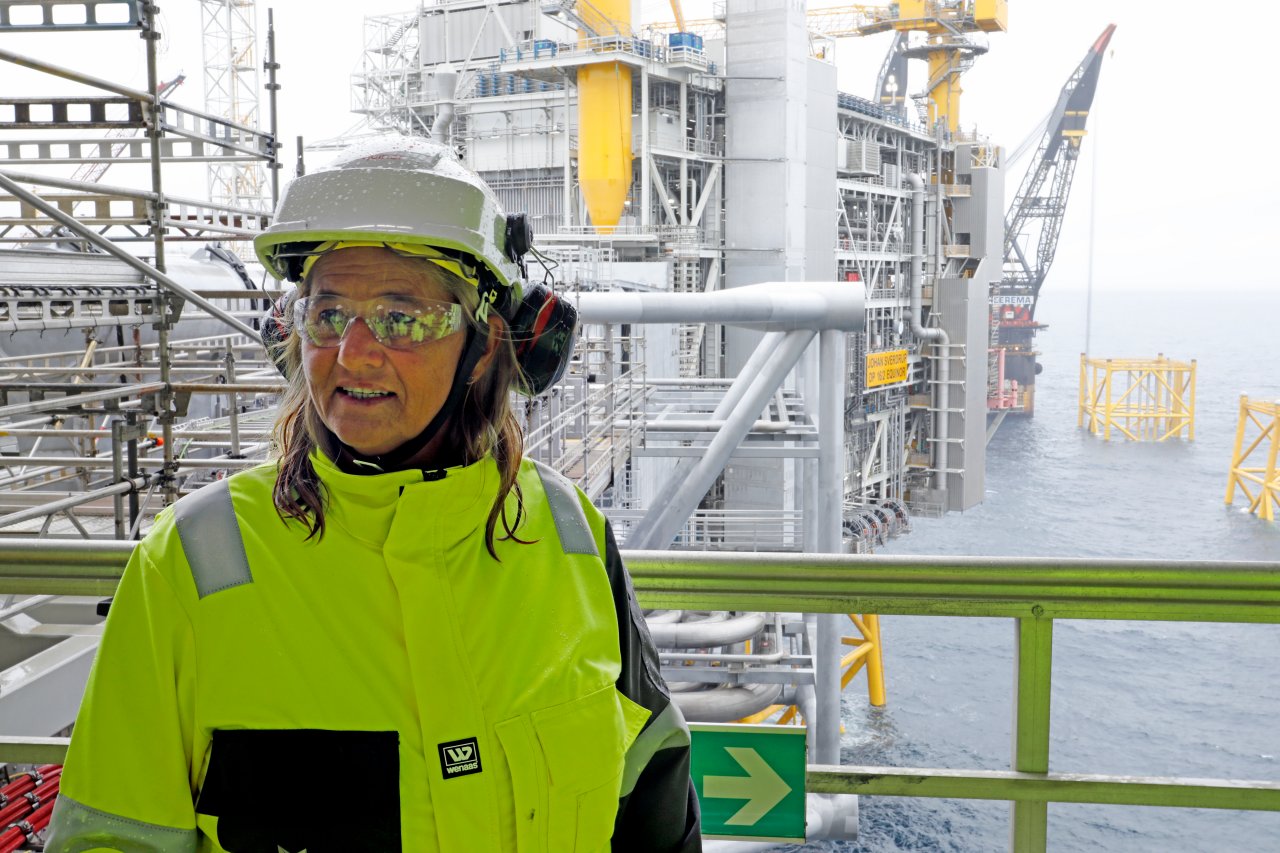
xmin=47 ymin=452 xmax=700 ymax=851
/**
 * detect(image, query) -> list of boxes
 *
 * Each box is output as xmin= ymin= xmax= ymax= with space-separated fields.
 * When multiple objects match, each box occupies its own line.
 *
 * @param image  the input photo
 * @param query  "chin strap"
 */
xmin=334 ymin=323 xmax=490 ymax=475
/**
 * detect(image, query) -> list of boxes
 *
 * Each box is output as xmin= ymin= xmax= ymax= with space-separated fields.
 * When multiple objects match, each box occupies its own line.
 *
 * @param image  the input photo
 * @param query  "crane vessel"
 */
xmin=990 ymin=23 xmax=1116 ymax=421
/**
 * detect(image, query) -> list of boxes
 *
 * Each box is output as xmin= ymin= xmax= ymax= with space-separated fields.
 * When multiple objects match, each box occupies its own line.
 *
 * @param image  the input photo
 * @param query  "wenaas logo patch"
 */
xmin=438 ymin=736 xmax=482 ymax=779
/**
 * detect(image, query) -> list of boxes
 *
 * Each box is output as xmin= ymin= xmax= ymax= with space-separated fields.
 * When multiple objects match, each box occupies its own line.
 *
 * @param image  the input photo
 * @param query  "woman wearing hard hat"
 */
xmin=48 ymin=137 xmax=701 ymax=852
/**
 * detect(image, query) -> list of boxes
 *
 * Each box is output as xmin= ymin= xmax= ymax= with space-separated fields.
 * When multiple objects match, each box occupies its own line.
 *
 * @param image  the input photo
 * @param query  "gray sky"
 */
xmin=4 ymin=1 xmax=1276 ymax=293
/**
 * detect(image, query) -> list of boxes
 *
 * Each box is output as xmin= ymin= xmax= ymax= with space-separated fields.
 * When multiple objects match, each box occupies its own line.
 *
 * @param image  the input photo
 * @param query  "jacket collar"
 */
xmin=311 ymin=449 xmax=499 ymax=547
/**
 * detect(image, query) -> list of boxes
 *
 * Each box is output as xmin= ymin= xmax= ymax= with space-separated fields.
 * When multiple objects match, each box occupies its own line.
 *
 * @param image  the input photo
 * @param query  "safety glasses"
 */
xmin=294 ymin=295 xmax=466 ymax=351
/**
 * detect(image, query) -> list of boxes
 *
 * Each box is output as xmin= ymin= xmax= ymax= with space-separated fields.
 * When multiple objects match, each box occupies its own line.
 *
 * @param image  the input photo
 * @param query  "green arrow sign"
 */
xmin=690 ymin=723 xmax=807 ymax=841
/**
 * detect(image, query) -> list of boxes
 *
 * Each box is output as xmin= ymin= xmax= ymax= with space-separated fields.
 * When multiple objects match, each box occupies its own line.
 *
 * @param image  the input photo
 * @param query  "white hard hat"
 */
xmin=254 ymin=135 xmax=525 ymax=293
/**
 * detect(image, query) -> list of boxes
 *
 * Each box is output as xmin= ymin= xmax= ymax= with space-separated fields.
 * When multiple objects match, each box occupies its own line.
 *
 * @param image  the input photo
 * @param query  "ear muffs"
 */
xmin=504 ymin=213 xmax=533 ymax=262
xmin=508 ymin=281 xmax=578 ymax=397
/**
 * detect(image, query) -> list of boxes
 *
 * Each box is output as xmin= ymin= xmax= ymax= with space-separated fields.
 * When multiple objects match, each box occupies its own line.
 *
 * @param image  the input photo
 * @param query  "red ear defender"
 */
xmin=509 ymin=282 xmax=578 ymax=397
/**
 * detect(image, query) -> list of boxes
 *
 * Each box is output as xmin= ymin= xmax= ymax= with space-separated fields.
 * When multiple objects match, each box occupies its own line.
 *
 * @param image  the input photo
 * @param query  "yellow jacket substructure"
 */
xmin=47 ymin=452 xmax=700 ymax=851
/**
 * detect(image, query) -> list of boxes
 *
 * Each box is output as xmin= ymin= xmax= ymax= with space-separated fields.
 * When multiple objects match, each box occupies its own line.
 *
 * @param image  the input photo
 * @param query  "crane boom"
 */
xmin=1002 ymin=23 xmax=1116 ymax=306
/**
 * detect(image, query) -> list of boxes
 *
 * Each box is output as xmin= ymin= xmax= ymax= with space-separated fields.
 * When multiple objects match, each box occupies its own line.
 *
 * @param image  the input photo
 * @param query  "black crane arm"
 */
xmin=1002 ymin=23 xmax=1116 ymax=305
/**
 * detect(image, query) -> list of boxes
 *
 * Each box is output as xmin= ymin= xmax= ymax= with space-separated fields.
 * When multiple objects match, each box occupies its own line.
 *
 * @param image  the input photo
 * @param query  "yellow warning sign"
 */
xmin=866 ymin=349 xmax=908 ymax=388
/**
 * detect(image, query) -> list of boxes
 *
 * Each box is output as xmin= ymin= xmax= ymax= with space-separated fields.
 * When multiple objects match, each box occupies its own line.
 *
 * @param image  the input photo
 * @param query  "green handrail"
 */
xmin=2 ymin=543 xmax=1277 ymax=851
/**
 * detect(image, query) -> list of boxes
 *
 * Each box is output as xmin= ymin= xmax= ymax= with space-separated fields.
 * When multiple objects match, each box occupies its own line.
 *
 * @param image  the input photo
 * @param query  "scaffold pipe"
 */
xmin=0 ymin=478 xmax=148 ymax=531
xmin=0 ymin=456 xmax=262 ymax=470
xmin=0 ymin=383 xmax=166 ymax=420
xmin=0 ymin=47 xmax=154 ymax=101
xmin=0 ymin=173 xmax=260 ymax=340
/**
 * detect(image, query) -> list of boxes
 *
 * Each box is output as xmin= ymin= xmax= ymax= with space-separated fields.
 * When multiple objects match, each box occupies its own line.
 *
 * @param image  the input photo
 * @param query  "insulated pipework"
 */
xmin=906 ymin=173 xmax=950 ymax=491
xmin=430 ymin=66 xmax=457 ymax=144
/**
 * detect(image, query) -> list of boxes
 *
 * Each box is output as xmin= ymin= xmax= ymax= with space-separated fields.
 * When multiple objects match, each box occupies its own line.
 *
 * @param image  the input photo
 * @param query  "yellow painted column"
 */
xmin=1263 ymin=408 xmax=1279 ymax=522
xmin=1103 ymin=361 xmax=1113 ymax=441
xmin=926 ymin=47 xmax=963 ymax=134
xmin=864 ymin=614 xmax=887 ymax=707
xmin=1189 ymin=360 xmax=1198 ymax=441
xmin=577 ymin=0 xmax=633 ymax=232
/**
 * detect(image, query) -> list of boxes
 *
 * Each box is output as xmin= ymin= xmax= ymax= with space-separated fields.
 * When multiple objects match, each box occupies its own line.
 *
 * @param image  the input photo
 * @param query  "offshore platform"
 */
xmin=348 ymin=0 xmax=1006 ymax=527
xmin=0 ymin=0 xmax=1037 ymax=845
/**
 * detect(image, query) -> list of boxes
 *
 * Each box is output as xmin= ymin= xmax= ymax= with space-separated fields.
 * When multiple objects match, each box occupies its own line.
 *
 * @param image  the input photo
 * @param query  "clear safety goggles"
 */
xmin=294 ymin=295 xmax=466 ymax=351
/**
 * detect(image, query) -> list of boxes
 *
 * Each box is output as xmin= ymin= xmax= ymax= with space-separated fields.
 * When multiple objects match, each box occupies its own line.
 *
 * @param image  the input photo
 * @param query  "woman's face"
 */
xmin=301 ymin=246 xmax=468 ymax=458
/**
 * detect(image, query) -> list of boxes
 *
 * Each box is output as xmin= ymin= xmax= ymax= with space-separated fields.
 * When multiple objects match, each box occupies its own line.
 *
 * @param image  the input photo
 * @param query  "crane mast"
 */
xmin=990 ymin=23 xmax=1116 ymax=417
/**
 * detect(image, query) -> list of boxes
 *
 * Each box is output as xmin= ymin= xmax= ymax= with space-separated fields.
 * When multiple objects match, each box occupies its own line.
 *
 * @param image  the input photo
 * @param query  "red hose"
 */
xmin=28 ymin=778 xmax=59 ymax=803
xmin=0 ymin=798 xmax=30 ymax=833
xmin=0 ymin=798 xmax=55 ymax=853
xmin=0 ymin=786 xmax=59 ymax=852
xmin=22 ymin=797 xmax=55 ymax=832
xmin=0 ymin=776 xmax=33 ymax=806
xmin=0 ymin=825 xmax=22 ymax=853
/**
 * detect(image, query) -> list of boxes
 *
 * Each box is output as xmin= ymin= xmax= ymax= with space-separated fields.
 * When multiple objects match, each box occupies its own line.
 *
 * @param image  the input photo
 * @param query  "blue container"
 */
xmin=668 ymin=32 xmax=703 ymax=50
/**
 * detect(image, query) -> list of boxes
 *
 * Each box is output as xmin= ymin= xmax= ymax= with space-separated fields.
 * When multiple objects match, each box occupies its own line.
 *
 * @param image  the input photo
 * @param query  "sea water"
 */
xmin=787 ymin=287 xmax=1280 ymax=852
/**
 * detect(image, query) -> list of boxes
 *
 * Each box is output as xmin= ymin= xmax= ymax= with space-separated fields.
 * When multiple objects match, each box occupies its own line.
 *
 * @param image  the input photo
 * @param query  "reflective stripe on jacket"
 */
xmin=47 ymin=452 xmax=700 ymax=852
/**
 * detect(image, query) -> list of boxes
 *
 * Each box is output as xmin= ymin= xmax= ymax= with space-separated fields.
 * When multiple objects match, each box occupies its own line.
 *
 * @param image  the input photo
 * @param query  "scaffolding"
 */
xmin=1225 ymin=395 xmax=1280 ymax=522
xmin=1078 ymin=354 xmax=1197 ymax=442
xmin=199 ymin=0 xmax=273 ymax=214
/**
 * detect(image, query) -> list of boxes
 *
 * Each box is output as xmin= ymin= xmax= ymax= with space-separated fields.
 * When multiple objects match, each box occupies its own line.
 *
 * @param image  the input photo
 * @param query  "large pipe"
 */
xmin=430 ymin=66 xmax=457 ymax=144
xmin=625 ymin=331 xmax=784 ymax=548
xmin=574 ymin=282 xmax=864 ymax=332
xmin=670 ymin=682 xmax=783 ymax=723
xmin=815 ymin=330 xmax=846 ymax=764
xmin=647 ymin=611 xmax=766 ymax=649
xmin=906 ymin=173 xmax=950 ymax=491
xmin=627 ymin=329 xmax=816 ymax=550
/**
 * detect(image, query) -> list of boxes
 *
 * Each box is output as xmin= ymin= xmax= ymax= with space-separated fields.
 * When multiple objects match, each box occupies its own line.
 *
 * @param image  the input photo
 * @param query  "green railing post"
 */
xmin=1011 ymin=609 xmax=1054 ymax=852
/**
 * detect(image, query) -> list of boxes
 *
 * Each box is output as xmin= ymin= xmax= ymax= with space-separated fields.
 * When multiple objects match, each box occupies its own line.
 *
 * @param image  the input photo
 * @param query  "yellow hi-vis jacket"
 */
xmin=47 ymin=452 xmax=701 ymax=852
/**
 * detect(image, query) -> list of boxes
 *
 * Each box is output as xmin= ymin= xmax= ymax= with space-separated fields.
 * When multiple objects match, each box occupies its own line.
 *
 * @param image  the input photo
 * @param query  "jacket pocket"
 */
xmin=534 ymin=685 xmax=633 ymax=852
xmin=497 ymin=685 xmax=636 ymax=853
xmin=495 ymin=715 xmax=547 ymax=853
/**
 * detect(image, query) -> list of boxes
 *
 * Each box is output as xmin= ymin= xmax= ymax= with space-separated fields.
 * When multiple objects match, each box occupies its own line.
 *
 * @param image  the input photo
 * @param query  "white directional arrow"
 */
xmin=703 ymin=746 xmax=792 ymax=826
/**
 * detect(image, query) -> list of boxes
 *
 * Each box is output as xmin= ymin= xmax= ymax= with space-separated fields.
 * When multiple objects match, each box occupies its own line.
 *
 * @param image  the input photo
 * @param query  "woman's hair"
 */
xmin=270 ymin=256 xmax=527 ymax=558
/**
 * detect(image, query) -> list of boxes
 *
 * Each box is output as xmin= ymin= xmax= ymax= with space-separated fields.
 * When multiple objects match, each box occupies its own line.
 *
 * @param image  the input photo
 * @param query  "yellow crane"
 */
xmin=649 ymin=1 xmax=1007 ymax=135
xmin=810 ymin=1 xmax=1006 ymax=134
